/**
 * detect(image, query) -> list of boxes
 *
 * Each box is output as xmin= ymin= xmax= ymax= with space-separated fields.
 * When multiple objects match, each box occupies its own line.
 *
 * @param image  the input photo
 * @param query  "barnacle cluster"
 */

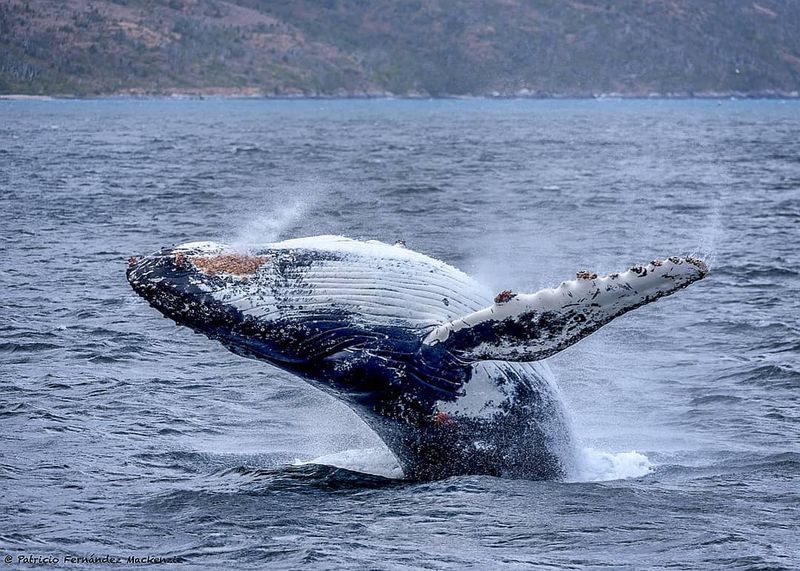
xmin=190 ymin=253 xmax=269 ymax=277
xmin=494 ymin=290 xmax=517 ymax=304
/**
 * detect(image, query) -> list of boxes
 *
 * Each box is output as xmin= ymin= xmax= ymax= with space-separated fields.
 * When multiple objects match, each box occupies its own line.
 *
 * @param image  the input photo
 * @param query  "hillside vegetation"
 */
xmin=2 ymin=0 xmax=799 ymax=96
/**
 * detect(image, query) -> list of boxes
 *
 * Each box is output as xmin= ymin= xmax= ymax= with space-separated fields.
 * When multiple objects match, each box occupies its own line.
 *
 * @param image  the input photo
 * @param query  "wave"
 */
xmin=184 ymin=462 xmax=402 ymax=495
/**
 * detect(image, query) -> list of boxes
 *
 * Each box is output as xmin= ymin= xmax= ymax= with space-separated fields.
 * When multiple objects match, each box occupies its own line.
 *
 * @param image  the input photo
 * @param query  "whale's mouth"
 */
xmin=125 ymin=245 xmax=320 ymax=368
xmin=125 ymin=243 xmax=253 ymax=329
xmin=126 ymin=243 xmax=267 ymax=303
xmin=126 ymin=249 xmax=205 ymax=324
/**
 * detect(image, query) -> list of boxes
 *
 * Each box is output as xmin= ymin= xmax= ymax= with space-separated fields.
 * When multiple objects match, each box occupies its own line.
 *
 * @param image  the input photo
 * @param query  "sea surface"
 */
xmin=1 ymin=98 xmax=798 ymax=569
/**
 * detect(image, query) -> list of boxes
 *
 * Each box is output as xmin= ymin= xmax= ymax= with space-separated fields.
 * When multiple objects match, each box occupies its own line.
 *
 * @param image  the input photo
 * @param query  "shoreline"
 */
xmin=2 ymin=91 xmax=799 ymax=101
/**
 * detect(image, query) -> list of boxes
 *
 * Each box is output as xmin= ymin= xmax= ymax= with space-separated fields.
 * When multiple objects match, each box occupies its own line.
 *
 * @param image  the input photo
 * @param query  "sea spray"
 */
xmin=294 ymin=448 xmax=405 ymax=479
xmin=224 ymin=181 xmax=331 ymax=249
xmin=567 ymin=448 xmax=653 ymax=482
xmin=231 ymin=200 xmax=311 ymax=249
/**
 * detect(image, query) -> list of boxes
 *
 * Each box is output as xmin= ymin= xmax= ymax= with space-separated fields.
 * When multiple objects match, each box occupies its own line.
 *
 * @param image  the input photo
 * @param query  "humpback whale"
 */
xmin=127 ymin=236 xmax=708 ymax=480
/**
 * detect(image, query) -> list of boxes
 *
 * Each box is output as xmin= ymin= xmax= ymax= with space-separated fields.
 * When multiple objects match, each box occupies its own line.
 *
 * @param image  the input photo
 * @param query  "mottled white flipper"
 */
xmin=423 ymin=257 xmax=708 ymax=362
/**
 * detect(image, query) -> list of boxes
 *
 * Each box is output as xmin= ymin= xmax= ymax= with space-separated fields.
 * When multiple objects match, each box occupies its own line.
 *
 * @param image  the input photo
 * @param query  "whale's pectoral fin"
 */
xmin=422 ymin=256 xmax=708 ymax=362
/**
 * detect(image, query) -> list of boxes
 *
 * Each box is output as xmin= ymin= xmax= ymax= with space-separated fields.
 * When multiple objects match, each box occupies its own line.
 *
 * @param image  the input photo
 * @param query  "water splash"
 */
xmin=224 ymin=181 xmax=332 ymax=249
xmin=296 ymin=446 xmax=652 ymax=483
xmin=294 ymin=448 xmax=405 ymax=480
xmin=690 ymin=190 xmax=725 ymax=271
xmin=566 ymin=447 xmax=653 ymax=482
xmin=230 ymin=200 xmax=311 ymax=250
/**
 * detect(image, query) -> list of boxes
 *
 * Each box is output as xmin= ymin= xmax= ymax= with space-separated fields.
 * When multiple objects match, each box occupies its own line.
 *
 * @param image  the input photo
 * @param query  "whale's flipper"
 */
xmin=423 ymin=257 xmax=708 ymax=362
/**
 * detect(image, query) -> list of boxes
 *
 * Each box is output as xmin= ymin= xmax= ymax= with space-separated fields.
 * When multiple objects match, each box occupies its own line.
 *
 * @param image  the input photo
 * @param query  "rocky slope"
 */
xmin=2 ymin=0 xmax=799 ymax=96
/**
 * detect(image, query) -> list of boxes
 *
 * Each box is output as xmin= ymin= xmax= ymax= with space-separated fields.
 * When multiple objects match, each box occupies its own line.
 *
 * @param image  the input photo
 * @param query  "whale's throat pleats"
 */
xmin=213 ymin=236 xmax=493 ymax=332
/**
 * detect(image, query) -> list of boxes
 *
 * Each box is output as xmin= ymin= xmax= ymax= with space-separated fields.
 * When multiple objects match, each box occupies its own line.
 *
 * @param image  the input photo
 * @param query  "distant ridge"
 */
xmin=2 ymin=0 xmax=799 ymax=97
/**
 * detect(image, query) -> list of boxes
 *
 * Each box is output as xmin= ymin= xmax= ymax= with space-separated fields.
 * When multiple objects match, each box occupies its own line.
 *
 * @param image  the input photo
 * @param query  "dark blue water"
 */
xmin=1 ymin=99 xmax=798 ymax=569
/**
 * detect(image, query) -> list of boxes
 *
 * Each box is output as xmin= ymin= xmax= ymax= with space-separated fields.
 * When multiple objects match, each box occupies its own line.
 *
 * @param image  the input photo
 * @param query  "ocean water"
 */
xmin=1 ymin=98 xmax=798 ymax=569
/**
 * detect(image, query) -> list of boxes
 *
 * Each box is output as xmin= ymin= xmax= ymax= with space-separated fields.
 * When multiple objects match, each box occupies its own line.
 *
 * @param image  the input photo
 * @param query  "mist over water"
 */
xmin=228 ymin=184 xmax=324 ymax=248
xmin=1 ymin=99 xmax=798 ymax=569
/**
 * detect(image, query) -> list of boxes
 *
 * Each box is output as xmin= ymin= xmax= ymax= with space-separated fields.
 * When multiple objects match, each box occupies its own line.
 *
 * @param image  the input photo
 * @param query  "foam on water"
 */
xmin=567 ymin=447 xmax=653 ymax=482
xmin=296 ymin=446 xmax=653 ymax=483
xmin=294 ymin=448 xmax=405 ymax=480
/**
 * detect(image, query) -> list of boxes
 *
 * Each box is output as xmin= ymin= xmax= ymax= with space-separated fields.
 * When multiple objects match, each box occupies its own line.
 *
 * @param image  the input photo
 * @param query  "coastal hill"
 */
xmin=2 ymin=0 xmax=799 ymax=97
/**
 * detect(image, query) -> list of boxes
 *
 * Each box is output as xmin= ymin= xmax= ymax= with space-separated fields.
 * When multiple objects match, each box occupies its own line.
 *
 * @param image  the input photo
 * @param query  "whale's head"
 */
xmin=126 ymin=239 xmax=467 ymax=419
xmin=126 ymin=242 xmax=309 ymax=365
xmin=127 ymin=242 xmax=249 ymax=319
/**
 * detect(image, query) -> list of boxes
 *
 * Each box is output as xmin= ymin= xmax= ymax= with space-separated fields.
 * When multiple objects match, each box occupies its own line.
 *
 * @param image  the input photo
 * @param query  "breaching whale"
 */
xmin=127 ymin=235 xmax=708 ymax=480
